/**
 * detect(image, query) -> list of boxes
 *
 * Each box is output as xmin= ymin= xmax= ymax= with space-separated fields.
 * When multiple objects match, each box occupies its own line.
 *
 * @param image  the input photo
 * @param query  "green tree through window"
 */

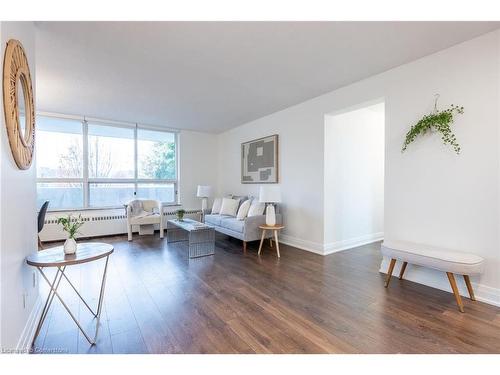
xmin=141 ymin=141 xmax=176 ymax=179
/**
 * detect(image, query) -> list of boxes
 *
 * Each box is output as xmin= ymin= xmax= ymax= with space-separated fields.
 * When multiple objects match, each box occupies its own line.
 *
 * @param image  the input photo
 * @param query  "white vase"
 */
xmin=64 ymin=238 xmax=77 ymax=255
xmin=265 ymin=204 xmax=276 ymax=226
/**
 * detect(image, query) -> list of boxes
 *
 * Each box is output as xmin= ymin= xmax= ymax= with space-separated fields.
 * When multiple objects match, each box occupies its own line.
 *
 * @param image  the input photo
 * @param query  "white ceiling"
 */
xmin=36 ymin=22 xmax=499 ymax=133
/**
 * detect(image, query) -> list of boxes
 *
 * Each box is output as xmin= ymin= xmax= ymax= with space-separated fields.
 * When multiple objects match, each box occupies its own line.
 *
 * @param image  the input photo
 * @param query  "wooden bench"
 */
xmin=381 ymin=240 xmax=485 ymax=312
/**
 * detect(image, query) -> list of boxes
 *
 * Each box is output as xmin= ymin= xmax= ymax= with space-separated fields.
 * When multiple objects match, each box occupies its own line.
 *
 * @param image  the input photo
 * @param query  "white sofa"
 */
xmin=204 ymin=196 xmax=282 ymax=252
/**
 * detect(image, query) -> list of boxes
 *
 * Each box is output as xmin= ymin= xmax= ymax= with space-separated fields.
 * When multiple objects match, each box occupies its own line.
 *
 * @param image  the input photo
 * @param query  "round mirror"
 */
xmin=17 ymin=75 xmax=28 ymax=145
xmin=2 ymin=39 xmax=35 ymax=170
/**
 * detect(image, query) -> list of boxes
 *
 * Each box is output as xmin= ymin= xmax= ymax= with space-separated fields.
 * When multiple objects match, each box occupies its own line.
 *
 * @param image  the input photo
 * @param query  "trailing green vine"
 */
xmin=402 ymin=99 xmax=464 ymax=154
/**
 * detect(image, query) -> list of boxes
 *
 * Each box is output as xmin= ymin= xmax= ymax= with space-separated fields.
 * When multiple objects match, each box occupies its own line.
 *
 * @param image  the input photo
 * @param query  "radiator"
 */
xmin=40 ymin=208 xmax=202 ymax=242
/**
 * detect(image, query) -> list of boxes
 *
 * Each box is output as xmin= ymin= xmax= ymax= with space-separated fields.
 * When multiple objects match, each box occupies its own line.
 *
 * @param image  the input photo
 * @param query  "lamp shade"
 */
xmin=197 ymin=185 xmax=212 ymax=198
xmin=259 ymin=185 xmax=281 ymax=203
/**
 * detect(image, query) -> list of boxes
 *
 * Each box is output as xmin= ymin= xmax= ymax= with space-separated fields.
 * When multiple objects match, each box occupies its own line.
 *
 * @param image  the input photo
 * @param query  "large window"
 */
xmin=36 ymin=115 xmax=178 ymax=210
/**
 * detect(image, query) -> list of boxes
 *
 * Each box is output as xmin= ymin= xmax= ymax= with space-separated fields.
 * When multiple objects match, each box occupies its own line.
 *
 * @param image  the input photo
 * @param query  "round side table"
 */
xmin=26 ymin=242 xmax=113 ymax=346
xmin=258 ymin=224 xmax=284 ymax=258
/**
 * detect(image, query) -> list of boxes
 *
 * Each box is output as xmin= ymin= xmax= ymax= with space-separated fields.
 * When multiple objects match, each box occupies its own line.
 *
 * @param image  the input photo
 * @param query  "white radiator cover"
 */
xmin=40 ymin=208 xmax=201 ymax=242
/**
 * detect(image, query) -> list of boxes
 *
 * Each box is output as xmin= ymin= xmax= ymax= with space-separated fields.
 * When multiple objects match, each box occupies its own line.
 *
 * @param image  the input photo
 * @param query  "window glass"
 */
xmin=138 ymin=129 xmax=176 ymax=179
xmin=137 ymin=183 xmax=175 ymax=203
xmin=88 ymin=123 xmax=135 ymax=178
xmin=36 ymin=117 xmax=83 ymax=178
xmin=37 ymin=182 xmax=84 ymax=209
xmin=89 ymin=183 xmax=135 ymax=207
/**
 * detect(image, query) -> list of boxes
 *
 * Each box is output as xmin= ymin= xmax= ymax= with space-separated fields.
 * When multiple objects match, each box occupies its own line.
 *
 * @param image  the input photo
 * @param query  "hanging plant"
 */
xmin=402 ymin=95 xmax=464 ymax=154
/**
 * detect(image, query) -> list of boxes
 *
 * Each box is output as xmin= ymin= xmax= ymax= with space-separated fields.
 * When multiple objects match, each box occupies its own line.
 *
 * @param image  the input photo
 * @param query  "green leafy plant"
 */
xmin=57 ymin=214 xmax=84 ymax=239
xmin=176 ymin=209 xmax=186 ymax=221
xmin=402 ymin=100 xmax=464 ymax=154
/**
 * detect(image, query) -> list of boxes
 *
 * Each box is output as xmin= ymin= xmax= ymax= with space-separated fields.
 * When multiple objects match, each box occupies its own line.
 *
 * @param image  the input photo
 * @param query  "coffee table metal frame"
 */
xmin=167 ymin=218 xmax=215 ymax=258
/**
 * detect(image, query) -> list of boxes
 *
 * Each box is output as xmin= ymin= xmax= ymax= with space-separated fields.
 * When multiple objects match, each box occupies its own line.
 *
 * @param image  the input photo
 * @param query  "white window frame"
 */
xmin=36 ymin=112 xmax=179 ymax=211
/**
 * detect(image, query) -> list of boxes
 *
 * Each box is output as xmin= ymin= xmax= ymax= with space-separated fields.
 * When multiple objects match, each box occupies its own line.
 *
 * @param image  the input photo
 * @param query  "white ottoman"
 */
xmin=381 ymin=240 xmax=484 ymax=312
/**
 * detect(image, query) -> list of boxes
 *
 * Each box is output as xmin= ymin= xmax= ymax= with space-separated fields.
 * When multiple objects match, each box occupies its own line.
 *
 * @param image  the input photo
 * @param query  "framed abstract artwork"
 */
xmin=241 ymin=134 xmax=279 ymax=184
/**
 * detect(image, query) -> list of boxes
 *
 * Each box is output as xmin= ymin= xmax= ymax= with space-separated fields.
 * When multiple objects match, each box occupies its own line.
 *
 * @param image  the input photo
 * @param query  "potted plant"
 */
xmin=176 ymin=209 xmax=186 ymax=221
xmin=57 ymin=214 xmax=84 ymax=255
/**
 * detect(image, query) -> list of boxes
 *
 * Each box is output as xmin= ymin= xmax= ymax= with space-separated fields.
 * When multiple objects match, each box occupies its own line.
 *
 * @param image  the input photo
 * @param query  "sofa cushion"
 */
xmin=205 ymin=214 xmax=223 ymax=226
xmin=220 ymin=217 xmax=245 ymax=233
xmin=211 ymin=198 xmax=222 ymax=214
xmin=248 ymin=201 xmax=265 ymax=217
xmin=236 ymin=199 xmax=251 ymax=220
xmin=220 ymin=198 xmax=239 ymax=216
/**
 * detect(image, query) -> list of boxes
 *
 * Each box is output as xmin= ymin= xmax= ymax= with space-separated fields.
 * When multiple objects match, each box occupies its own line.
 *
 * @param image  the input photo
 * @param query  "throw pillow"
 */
xmin=211 ymin=198 xmax=222 ymax=214
xmin=247 ymin=202 xmax=265 ymax=217
xmin=236 ymin=199 xmax=251 ymax=220
xmin=220 ymin=198 xmax=239 ymax=216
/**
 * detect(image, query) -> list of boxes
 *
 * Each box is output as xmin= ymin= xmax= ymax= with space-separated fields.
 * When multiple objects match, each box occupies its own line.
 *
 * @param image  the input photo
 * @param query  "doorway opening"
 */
xmin=324 ymin=101 xmax=385 ymax=253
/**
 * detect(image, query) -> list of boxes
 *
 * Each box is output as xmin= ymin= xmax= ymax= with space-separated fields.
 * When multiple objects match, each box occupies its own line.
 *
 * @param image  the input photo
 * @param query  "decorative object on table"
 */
xmin=176 ymin=208 xmax=186 ymax=221
xmin=258 ymin=224 xmax=285 ymax=258
xmin=126 ymin=199 xmax=164 ymax=241
xmin=259 ymin=185 xmax=282 ymax=226
xmin=196 ymin=185 xmax=212 ymax=216
xmin=402 ymin=94 xmax=464 ymax=154
xmin=26 ymin=242 xmax=114 ymax=345
xmin=241 ymin=134 xmax=279 ymax=183
xmin=57 ymin=214 xmax=84 ymax=255
xmin=2 ymin=39 xmax=36 ymax=170
xmin=37 ymin=201 xmax=49 ymax=250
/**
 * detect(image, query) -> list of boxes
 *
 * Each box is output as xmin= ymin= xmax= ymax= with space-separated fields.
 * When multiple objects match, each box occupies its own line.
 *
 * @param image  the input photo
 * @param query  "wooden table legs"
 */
xmin=258 ymin=229 xmax=281 ymax=258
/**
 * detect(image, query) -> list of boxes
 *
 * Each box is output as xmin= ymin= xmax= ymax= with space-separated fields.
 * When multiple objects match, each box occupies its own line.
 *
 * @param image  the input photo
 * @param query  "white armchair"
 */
xmin=126 ymin=199 xmax=164 ymax=241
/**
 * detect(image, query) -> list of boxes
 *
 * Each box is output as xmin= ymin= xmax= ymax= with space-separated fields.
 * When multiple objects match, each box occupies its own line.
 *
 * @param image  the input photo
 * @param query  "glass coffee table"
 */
xmin=166 ymin=218 xmax=215 ymax=258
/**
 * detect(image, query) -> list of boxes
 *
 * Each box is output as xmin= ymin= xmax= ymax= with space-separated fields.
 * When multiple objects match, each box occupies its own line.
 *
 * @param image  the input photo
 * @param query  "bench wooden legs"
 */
xmin=385 ymin=259 xmax=475 ymax=313
xmin=463 ymin=275 xmax=476 ymax=301
xmin=385 ymin=259 xmax=396 ymax=288
xmin=446 ymin=272 xmax=464 ymax=313
xmin=399 ymin=261 xmax=408 ymax=280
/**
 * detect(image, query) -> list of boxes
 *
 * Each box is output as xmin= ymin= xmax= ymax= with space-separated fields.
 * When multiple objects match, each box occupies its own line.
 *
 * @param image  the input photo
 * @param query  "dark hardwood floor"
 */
xmin=34 ymin=233 xmax=500 ymax=354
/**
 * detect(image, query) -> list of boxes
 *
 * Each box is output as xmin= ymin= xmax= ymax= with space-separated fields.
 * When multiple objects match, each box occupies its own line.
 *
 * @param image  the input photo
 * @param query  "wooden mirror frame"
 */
xmin=2 ymin=39 xmax=35 ymax=170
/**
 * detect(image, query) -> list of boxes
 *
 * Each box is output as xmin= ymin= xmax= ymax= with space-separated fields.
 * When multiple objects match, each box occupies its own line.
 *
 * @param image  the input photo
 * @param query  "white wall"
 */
xmin=178 ymin=130 xmax=218 ymax=210
xmin=0 ymin=22 xmax=39 ymax=350
xmin=216 ymin=30 xmax=500 ymax=306
xmin=324 ymin=103 xmax=385 ymax=253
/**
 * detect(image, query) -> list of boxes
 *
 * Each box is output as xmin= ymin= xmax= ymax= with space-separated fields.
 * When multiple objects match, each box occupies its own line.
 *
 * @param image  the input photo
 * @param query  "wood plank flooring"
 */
xmin=33 ymin=233 xmax=500 ymax=354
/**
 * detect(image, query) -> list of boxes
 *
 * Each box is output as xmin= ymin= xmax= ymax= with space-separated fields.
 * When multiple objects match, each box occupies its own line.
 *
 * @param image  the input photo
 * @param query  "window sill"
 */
xmin=47 ymin=203 xmax=182 ymax=213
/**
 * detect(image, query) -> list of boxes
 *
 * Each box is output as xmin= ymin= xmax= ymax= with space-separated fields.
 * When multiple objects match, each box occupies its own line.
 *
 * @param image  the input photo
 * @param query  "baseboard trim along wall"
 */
xmin=280 ymin=234 xmax=325 ymax=255
xmin=16 ymin=295 xmax=43 ymax=353
xmin=379 ymin=258 xmax=500 ymax=308
xmin=323 ymin=232 xmax=384 ymax=255
xmin=280 ymin=232 xmax=384 ymax=256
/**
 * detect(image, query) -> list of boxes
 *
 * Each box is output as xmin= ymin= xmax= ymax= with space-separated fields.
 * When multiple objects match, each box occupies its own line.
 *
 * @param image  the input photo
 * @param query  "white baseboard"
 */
xmin=280 ymin=234 xmax=325 ymax=255
xmin=16 ymin=295 xmax=43 ymax=353
xmin=280 ymin=232 xmax=384 ymax=256
xmin=323 ymin=232 xmax=384 ymax=255
xmin=379 ymin=258 xmax=500 ymax=308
